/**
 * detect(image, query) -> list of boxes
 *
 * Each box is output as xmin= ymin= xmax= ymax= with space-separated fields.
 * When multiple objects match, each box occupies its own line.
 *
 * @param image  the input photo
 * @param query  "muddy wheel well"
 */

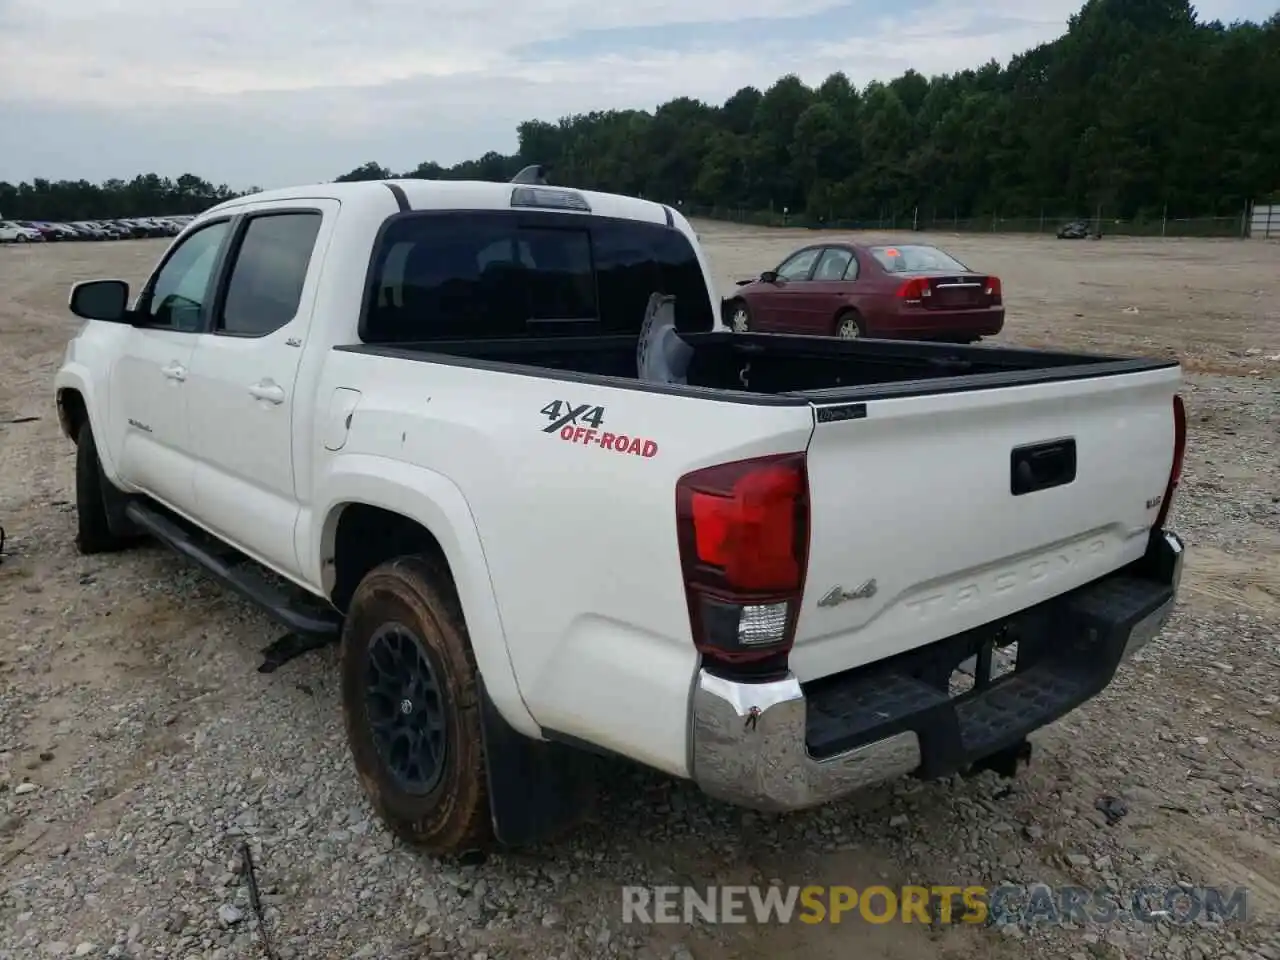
xmin=330 ymin=504 xmax=450 ymax=614
xmin=58 ymin=389 xmax=88 ymax=443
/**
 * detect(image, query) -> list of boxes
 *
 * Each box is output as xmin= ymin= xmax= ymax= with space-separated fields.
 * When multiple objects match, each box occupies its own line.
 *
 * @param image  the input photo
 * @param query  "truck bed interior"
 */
xmin=342 ymin=332 xmax=1175 ymax=402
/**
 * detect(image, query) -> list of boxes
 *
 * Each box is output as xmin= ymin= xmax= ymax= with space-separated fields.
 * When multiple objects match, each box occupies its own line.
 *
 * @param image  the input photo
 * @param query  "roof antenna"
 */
xmin=510 ymin=163 xmax=549 ymax=185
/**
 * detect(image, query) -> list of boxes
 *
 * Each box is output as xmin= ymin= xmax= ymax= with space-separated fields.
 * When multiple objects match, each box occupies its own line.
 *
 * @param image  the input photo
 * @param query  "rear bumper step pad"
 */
xmin=803 ymin=538 xmax=1180 ymax=779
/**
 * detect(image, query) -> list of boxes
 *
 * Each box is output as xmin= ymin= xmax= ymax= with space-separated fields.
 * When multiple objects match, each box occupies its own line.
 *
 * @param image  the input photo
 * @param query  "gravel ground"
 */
xmin=1 ymin=228 xmax=1279 ymax=960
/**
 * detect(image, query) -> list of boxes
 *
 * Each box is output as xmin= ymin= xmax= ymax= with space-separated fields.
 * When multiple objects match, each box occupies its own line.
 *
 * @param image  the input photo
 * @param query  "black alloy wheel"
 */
xmin=364 ymin=622 xmax=449 ymax=795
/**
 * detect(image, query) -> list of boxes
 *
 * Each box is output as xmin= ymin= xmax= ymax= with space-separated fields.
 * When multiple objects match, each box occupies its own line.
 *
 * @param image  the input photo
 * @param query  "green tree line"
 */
xmin=4 ymin=0 xmax=1277 ymax=224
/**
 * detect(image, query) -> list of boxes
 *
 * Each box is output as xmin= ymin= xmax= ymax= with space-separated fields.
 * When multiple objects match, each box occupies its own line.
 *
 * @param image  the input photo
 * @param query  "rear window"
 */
xmin=362 ymin=212 xmax=714 ymax=342
xmin=869 ymin=245 xmax=969 ymax=273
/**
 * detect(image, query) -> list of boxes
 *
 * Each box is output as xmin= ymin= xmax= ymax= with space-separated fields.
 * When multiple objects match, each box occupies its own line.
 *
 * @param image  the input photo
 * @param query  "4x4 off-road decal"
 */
xmin=539 ymin=400 xmax=659 ymax=458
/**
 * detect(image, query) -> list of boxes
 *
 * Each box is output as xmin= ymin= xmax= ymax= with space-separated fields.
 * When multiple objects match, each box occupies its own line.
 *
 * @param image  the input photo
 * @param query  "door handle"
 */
xmin=249 ymin=380 xmax=286 ymax=405
xmin=1010 ymin=438 xmax=1077 ymax=495
xmin=161 ymin=362 xmax=186 ymax=381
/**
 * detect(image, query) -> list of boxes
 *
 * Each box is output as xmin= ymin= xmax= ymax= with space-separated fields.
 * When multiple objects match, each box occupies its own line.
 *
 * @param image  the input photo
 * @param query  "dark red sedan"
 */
xmin=723 ymin=241 xmax=1004 ymax=342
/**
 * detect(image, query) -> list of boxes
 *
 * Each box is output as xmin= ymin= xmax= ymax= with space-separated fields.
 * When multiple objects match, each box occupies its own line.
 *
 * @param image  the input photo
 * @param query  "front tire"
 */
xmin=340 ymin=556 xmax=492 ymax=855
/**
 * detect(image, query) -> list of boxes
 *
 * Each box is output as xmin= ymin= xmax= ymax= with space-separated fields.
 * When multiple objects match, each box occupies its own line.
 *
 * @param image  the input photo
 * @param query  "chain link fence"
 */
xmin=679 ymin=204 xmax=1254 ymax=239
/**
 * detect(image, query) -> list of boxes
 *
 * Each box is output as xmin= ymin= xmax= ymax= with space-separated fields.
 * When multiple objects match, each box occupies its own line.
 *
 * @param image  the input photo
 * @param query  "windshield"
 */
xmin=869 ymin=245 xmax=970 ymax=274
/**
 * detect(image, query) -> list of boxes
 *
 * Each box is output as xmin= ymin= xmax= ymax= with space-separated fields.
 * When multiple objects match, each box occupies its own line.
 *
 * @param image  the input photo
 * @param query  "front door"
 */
xmin=185 ymin=203 xmax=334 ymax=578
xmin=109 ymin=219 xmax=233 ymax=512
xmin=753 ymin=246 xmax=821 ymax=331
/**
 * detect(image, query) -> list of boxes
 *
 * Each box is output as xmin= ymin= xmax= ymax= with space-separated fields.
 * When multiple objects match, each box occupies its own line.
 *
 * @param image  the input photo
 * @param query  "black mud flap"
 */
xmin=102 ymin=477 xmax=142 ymax=541
xmin=478 ymin=678 xmax=597 ymax=847
xmin=257 ymin=632 xmax=338 ymax=673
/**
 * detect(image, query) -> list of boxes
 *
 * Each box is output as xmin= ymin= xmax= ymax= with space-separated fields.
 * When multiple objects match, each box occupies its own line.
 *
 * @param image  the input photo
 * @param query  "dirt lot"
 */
xmin=1 ymin=225 xmax=1278 ymax=960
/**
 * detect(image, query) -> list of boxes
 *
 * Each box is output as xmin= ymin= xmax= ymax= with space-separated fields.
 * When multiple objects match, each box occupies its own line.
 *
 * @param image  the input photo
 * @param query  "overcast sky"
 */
xmin=0 ymin=0 xmax=1271 ymax=190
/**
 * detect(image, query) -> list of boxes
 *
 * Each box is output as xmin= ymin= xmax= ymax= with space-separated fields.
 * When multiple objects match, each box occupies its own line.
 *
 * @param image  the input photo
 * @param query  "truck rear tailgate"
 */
xmin=791 ymin=364 xmax=1181 ymax=683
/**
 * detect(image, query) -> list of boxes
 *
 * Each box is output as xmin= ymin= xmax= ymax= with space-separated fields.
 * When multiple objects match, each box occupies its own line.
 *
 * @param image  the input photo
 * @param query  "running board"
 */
xmin=123 ymin=500 xmax=343 ymax=639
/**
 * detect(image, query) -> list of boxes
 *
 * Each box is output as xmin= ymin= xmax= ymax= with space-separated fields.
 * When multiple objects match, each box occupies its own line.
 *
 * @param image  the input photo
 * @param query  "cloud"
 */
xmin=0 ymin=0 xmax=1272 ymax=187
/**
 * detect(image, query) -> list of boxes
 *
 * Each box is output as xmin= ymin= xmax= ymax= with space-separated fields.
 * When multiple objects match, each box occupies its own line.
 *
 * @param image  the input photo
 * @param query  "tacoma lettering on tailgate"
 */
xmin=905 ymin=536 xmax=1107 ymax=618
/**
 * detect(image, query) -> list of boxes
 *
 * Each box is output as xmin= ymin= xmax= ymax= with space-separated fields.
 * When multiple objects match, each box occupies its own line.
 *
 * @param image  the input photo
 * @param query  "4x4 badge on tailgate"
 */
xmin=818 ymin=580 xmax=878 ymax=607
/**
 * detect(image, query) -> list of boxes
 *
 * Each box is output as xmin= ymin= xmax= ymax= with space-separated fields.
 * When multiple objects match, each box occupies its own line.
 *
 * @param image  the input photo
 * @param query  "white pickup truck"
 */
xmin=55 ymin=176 xmax=1187 ymax=854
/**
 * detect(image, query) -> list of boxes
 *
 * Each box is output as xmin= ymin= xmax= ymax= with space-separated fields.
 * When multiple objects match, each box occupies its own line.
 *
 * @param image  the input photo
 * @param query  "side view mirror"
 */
xmin=69 ymin=279 xmax=132 ymax=323
xmin=760 ymin=270 xmax=779 ymax=284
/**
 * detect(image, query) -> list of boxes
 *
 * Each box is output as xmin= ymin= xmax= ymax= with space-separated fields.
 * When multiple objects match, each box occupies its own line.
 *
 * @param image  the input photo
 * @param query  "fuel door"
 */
xmin=324 ymin=387 xmax=363 ymax=451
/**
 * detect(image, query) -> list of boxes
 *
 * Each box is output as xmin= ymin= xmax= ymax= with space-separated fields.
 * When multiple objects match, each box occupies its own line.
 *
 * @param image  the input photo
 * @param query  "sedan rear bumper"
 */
xmin=875 ymin=306 xmax=1004 ymax=339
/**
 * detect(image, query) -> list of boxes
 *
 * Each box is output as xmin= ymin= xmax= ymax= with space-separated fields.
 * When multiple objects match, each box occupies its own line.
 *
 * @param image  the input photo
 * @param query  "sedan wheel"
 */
xmin=837 ymin=314 xmax=861 ymax=339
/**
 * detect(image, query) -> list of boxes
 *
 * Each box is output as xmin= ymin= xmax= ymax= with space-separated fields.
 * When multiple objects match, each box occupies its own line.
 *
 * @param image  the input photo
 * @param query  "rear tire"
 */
xmin=834 ymin=310 xmax=864 ymax=339
xmin=75 ymin=422 xmax=134 ymax=555
xmin=340 ymin=556 xmax=493 ymax=856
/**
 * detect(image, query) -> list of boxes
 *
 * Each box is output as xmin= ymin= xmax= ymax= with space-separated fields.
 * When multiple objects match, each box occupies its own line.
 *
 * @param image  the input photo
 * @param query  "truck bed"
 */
xmin=334 ymin=329 xmax=1182 ymax=687
xmin=341 ymin=331 xmax=1175 ymax=402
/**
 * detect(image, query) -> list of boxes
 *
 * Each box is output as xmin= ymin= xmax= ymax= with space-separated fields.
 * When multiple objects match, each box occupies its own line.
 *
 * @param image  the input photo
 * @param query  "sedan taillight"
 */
xmin=895 ymin=277 xmax=931 ymax=304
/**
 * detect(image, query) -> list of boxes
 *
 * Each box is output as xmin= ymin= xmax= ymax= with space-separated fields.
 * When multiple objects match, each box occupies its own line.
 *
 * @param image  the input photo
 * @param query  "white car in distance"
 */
xmin=0 ymin=220 xmax=44 ymax=242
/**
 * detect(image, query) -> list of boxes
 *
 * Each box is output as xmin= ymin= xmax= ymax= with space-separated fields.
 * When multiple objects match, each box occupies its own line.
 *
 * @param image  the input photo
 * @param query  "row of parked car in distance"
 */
xmin=0 ymin=215 xmax=194 ymax=243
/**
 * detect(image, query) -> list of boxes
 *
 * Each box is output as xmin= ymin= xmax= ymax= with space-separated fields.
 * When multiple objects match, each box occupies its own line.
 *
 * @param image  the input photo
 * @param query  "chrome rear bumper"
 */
xmin=689 ymin=530 xmax=1184 ymax=813
xmin=691 ymin=671 xmax=921 ymax=812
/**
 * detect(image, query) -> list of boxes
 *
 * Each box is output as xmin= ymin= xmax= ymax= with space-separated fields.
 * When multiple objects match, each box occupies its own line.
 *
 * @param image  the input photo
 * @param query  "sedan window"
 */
xmin=869 ymin=244 xmax=969 ymax=273
xmin=814 ymin=248 xmax=854 ymax=281
xmin=776 ymin=248 xmax=821 ymax=281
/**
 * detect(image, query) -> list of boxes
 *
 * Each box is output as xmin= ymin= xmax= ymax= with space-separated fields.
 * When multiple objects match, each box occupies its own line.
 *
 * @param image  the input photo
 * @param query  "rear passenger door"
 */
xmin=807 ymin=247 xmax=857 ymax=335
xmin=185 ymin=201 xmax=336 ymax=578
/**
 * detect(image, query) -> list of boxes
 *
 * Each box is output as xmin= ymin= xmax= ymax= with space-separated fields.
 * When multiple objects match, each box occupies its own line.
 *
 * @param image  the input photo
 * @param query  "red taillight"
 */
xmin=1153 ymin=394 xmax=1187 ymax=531
xmin=690 ymin=464 xmax=803 ymax=590
xmin=895 ymin=277 xmax=930 ymax=304
xmin=676 ymin=453 xmax=810 ymax=671
xmin=984 ymin=276 xmax=1003 ymax=303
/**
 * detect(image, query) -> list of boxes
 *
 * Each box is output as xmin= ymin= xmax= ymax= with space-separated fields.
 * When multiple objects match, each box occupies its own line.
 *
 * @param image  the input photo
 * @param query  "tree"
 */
xmin=334 ymin=162 xmax=392 ymax=182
